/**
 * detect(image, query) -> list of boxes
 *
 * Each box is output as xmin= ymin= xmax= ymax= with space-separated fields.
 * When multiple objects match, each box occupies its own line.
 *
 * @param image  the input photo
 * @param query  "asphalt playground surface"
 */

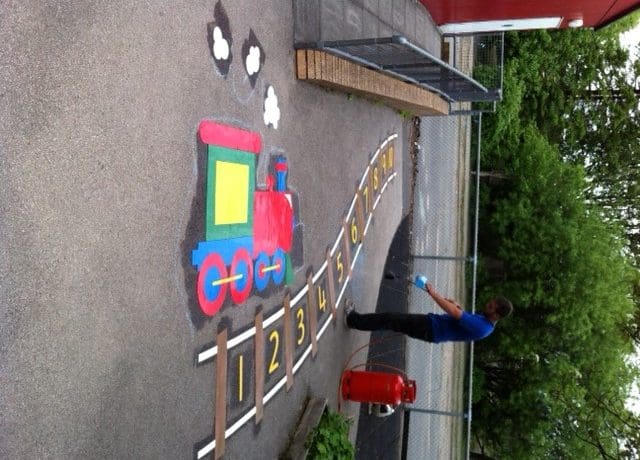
xmin=352 ymin=214 xmax=413 ymax=459
xmin=0 ymin=1 xmax=445 ymax=459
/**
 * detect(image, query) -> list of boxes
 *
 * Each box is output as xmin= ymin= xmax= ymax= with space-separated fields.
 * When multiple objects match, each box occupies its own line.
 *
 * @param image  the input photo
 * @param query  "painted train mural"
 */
xmin=192 ymin=120 xmax=302 ymax=316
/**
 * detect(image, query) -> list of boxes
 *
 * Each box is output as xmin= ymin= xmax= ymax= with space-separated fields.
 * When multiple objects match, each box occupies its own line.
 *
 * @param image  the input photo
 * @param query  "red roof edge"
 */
xmin=595 ymin=2 xmax=640 ymax=29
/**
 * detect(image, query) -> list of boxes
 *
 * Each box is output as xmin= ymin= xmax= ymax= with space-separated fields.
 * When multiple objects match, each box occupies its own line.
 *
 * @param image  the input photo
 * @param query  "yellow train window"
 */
xmin=214 ymin=161 xmax=250 ymax=225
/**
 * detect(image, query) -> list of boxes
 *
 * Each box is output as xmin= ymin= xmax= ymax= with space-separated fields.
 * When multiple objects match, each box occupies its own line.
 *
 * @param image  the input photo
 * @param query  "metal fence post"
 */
xmin=411 ymin=255 xmax=476 ymax=263
xmin=466 ymin=112 xmax=483 ymax=460
xmin=406 ymin=407 xmax=470 ymax=419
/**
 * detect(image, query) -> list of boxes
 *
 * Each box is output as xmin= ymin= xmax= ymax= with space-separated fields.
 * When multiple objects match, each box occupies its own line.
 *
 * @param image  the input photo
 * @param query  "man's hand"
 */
xmin=426 ymin=283 xmax=463 ymax=320
xmin=425 ymin=282 xmax=434 ymax=296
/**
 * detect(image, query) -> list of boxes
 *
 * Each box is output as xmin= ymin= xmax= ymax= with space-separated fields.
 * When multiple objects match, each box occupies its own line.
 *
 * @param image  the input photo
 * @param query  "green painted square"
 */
xmin=205 ymin=145 xmax=256 ymax=241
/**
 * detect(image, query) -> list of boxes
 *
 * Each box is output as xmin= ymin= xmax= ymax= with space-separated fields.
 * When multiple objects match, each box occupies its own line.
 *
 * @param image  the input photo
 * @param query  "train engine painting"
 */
xmin=192 ymin=120 xmax=302 ymax=317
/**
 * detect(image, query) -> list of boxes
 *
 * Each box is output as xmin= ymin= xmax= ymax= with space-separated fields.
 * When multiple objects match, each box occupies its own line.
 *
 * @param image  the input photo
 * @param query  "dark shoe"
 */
xmin=344 ymin=299 xmax=355 ymax=328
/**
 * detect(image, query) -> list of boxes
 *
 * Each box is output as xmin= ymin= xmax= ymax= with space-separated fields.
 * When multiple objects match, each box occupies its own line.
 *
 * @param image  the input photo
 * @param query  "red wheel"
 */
xmin=197 ymin=252 xmax=228 ymax=316
xmin=229 ymin=247 xmax=253 ymax=304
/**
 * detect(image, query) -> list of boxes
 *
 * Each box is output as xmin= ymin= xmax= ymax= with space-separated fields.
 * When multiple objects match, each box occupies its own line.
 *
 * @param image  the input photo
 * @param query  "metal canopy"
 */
xmin=296 ymin=35 xmax=498 ymax=103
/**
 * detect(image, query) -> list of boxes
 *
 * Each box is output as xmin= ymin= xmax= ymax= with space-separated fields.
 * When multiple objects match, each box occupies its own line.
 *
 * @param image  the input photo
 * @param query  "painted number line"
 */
xmin=317 ymin=311 xmax=334 ymax=340
xmin=312 ymin=261 xmax=328 ymax=284
xmin=351 ymin=244 xmax=363 ymax=272
xmin=290 ymin=284 xmax=309 ymax=307
xmin=336 ymin=275 xmax=350 ymax=307
xmin=347 ymin=193 xmax=359 ymax=223
xmin=345 ymin=135 xmax=396 ymax=249
xmin=358 ymin=165 xmax=370 ymax=193
xmin=197 ymin=310 xmax=335 ymax=460
xmin=330 ymin=227 xmax=344 ymax=257
xmin=363 ymin=172 xmax=397 ymax=239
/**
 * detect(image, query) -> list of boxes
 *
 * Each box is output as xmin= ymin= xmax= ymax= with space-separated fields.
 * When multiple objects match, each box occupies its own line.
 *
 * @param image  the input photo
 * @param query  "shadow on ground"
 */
xmin=353 ymin=213 xmax=413 ymax=460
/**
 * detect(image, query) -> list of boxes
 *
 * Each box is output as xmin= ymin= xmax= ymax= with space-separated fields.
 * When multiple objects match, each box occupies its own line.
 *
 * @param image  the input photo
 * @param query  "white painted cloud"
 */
xmin=263 ymin=86 xmax=280 ymax=129
xmin=212 ymin=26 xmax=229 ymax=60
xmin=246 ymin=46 xmax=261 ymax=76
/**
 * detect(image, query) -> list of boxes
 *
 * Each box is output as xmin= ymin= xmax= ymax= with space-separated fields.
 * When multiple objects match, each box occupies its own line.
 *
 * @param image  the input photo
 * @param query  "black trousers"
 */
xmin=347 ymin=312 xmax=433 ymax=342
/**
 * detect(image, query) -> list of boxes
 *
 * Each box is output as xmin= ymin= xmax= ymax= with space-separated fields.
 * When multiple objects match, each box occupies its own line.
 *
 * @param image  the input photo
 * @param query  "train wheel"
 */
xmin=271 ymin=248 xmax=286 ymax=285
xmin=229 ymin=247 xmax=253 ymax=304
xmin=197 ymin=253 xmax=228 ymax=316
xmin=254 ymin=252 xmax=271 ymax=292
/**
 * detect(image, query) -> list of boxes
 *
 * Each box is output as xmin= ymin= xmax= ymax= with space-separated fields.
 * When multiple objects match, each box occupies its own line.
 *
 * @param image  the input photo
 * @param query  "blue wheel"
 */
xmin=230 ymin=248 xmax=253 ymax=304
xmin=254 ymin=252 xmax=271 ymax=292
xmin=271 ymin=248 xmax=286 ymax=285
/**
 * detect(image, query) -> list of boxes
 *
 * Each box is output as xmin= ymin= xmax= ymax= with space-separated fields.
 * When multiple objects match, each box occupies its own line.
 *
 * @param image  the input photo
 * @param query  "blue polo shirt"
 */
xmin=428 ymin=312 xmax=494 ymax=343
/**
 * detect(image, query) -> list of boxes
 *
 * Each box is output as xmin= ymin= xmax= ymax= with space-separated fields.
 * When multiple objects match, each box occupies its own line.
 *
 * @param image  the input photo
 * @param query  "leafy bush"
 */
xmin=305 ymin=409 xmax=354 ymax=459
xmin=471 ymin=27 xmax=640 ymax=457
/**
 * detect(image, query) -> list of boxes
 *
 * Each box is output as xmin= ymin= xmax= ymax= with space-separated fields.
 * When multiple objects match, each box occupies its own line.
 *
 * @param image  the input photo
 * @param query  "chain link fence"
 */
xmin=402 ymin=111 xmax=483 ymax=459
xmin=382 ymin=30 xmax=496 ymax=460
xmin=447 ymin=33 xmax=505 ymax=113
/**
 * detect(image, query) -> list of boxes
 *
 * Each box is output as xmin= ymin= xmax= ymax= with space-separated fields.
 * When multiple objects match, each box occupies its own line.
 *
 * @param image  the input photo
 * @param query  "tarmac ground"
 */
xmin=0 ymin=1 xmax=460 ymax=459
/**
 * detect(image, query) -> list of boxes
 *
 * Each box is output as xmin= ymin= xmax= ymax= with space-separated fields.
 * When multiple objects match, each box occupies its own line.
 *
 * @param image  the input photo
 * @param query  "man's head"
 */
xmin=484 ymin=296 xmax=513 ymax=323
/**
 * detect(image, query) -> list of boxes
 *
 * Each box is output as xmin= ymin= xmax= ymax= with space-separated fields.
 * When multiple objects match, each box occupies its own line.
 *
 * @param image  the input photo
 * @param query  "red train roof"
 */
xmin=420 ymin=0 xmax=640 ymax=29
xmin=198 ymin=120 xmax=261 ymax=154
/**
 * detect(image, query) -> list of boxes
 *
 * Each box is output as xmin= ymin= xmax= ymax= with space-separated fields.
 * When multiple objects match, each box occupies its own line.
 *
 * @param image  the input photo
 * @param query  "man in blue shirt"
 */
xmin=345 ymin=282 xmax=512 ymax=343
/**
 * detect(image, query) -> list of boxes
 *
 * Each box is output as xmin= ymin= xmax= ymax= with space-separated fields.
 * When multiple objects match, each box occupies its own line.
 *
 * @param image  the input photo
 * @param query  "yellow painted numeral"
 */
xmin=268 ymin=330 xmax=280 ymax=375
xmin=296 ymin=308 xmax=305 ymax=346
xmin=238 ymin=354 xmax=244 ymax=402
xmin=381 ymin=152 xmax=387 ymax=173
xmin=317 ymin=286 xmax=327 ymax=311
xmin=362 ymin=185 xmax=369 ymax=211
xmin=372 ymin=166 xmax=379 ymax=191
xmin=387 ymin=145 xmax=394 ymax=169
xmin=350 ymin=217 xmax=358 ymax=244
xmin=336 ymin=251 xmax=344 ymax=283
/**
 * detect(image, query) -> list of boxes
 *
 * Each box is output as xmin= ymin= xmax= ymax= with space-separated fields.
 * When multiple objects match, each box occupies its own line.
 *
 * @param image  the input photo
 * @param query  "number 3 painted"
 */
xmin=296 ymin=308 xmax=305 ymax=345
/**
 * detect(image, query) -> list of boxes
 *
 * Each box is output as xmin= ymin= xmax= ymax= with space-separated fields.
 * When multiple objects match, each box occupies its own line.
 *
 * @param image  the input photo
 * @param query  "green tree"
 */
xmin=497 ymin=27 xmax=640 ymax=267
xmin=472 ymin=126 xmax=639 ymax=458
xmin=472 ymin=20 xmax=640 ymax=458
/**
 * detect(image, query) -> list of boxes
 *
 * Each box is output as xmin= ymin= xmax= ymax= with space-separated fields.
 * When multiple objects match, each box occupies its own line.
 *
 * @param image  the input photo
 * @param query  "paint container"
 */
xmin=414 ymin=274 xmax=428 ymax=290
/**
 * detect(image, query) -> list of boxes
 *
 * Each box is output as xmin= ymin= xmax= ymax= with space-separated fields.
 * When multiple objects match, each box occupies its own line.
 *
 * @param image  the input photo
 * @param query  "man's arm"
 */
xmin=425 ymin=283 xmax=463 ymax=320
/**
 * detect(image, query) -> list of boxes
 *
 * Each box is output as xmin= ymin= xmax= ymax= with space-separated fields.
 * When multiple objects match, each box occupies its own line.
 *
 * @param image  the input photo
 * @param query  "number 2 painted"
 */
xmin=268 ymin=330 xmax=280 ymax=375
